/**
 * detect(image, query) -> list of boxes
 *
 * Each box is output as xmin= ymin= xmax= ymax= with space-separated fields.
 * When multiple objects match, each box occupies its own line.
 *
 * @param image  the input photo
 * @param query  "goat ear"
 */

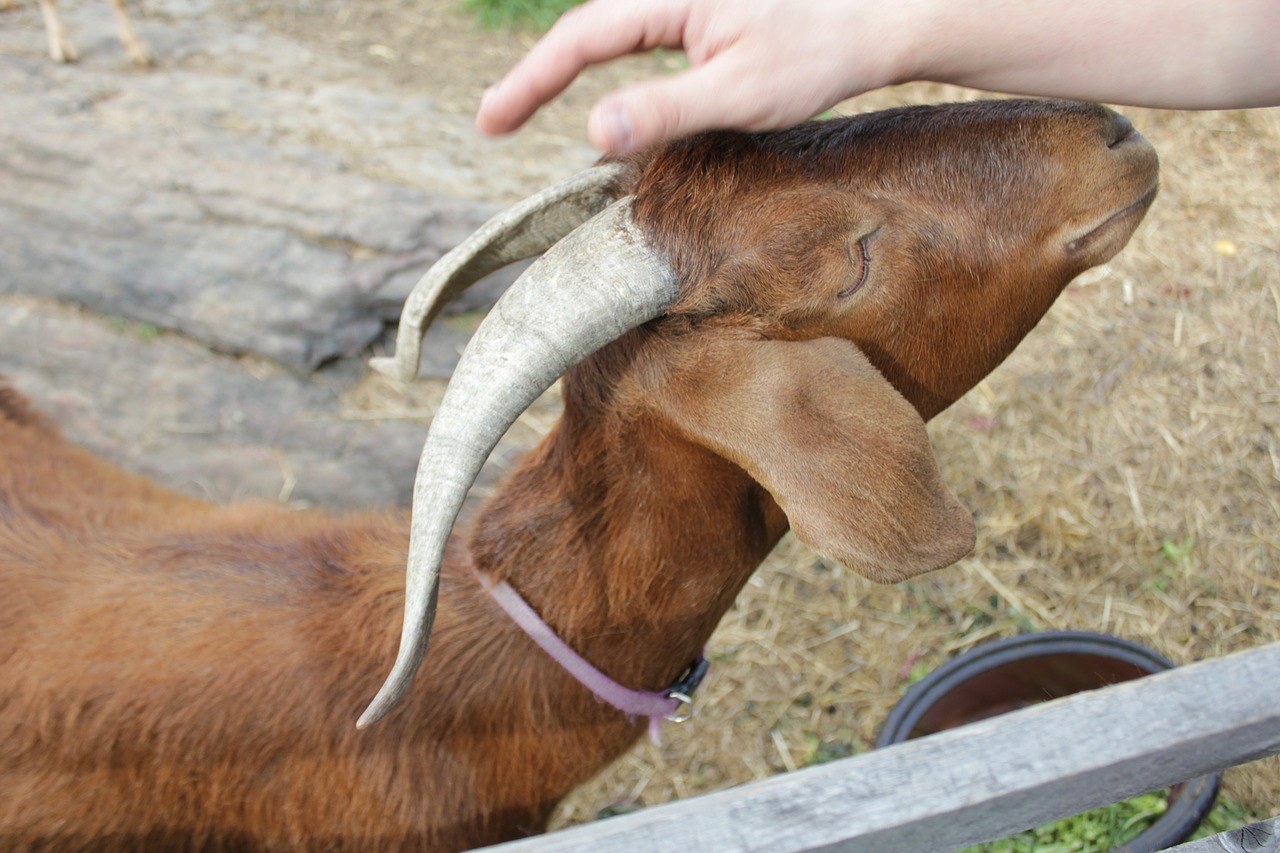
xmin=656 ymin=336 xmax=975 ymax=583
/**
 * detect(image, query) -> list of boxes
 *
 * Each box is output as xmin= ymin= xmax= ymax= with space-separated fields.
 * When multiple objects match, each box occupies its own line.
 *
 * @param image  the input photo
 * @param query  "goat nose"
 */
xmin=1105 ymin=112 xmax=1137 ymax=148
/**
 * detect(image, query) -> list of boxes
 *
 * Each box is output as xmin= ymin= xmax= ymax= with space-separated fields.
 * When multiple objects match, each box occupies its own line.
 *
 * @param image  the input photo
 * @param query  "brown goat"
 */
xmin=0 ymin=99 xmax=1158 ymax=851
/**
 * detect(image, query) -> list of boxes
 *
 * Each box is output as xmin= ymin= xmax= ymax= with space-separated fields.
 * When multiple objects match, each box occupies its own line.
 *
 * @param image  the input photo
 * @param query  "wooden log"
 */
xmin=482 ymin=642 xmax=1280 ymax=853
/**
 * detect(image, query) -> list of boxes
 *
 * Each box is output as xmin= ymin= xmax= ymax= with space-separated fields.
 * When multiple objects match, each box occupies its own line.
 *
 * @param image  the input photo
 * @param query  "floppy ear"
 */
xmin=655 ymin=336 xmax=975 ymax=583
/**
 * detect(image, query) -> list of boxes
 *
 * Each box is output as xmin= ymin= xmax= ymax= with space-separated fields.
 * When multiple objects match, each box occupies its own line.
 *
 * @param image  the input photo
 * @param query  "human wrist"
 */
xmin=874 ymin=0 xmax=955 ymax=88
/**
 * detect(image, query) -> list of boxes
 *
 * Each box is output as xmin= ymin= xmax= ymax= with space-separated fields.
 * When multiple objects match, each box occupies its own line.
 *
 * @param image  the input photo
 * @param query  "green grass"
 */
xmin=108 ymin=316 xmax=163 ymax=343
xmin=960 ymin=792 xmax=1169 ymax=853
xmin=960 ymin=794 xmax=1261 ymax=853
xmin=463 ymin=0 xmax=584 ymax=31
xmin=1188 ymin=796 xmax=1266 ymax=841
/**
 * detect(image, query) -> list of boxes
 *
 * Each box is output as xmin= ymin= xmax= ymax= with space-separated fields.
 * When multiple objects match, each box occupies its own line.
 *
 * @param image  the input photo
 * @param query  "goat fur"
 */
xmin=0 ymin=99 xmax=1157 ymax=851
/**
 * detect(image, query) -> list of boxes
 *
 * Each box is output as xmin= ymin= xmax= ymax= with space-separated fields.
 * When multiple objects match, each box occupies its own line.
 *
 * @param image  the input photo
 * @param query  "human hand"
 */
xmin=474 ymin=0 xmax=915 ymax=153
xmin=475 ymin=0 xmax=1280 ymax=154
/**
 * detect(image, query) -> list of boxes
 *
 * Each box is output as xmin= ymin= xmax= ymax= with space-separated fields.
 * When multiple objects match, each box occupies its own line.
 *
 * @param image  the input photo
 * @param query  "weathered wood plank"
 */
xmin=480 ymin=642 xmax=1280 ymax=853
xmin=1165 ymin=817 xmax=1278 ymax=853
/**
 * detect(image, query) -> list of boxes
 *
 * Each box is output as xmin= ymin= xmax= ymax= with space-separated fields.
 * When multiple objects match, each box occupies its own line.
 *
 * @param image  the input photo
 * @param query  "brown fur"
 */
xmin=0 ymin=99 xmax=1157 ymax=851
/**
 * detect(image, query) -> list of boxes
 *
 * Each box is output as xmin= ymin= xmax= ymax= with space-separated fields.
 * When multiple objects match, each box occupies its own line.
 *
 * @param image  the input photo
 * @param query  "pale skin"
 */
xmin=475 ymin=0 xmax=1280 ymax=154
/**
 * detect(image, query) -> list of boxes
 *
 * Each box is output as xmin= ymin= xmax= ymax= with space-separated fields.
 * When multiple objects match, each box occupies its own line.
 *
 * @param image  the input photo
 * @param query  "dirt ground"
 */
xmin=216 ymin=0 xmax=681 ymax=170
xmin=6 ymin=0 xmax=1280 ymax=838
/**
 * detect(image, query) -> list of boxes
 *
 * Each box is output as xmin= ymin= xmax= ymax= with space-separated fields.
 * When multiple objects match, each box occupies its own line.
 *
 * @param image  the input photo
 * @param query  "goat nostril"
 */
xmin=1107 ymin=114 xmax=1136 ymax=148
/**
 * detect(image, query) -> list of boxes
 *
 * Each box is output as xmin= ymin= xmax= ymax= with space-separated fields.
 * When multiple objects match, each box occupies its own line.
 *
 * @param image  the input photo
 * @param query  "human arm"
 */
xmin=474 ymin=0 xmax=1280 ymax=153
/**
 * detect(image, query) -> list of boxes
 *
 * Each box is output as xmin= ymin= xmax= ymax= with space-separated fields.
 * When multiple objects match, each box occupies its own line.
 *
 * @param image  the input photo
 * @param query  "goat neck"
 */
xmin=468 ymin=327 xmax=787 ymax=693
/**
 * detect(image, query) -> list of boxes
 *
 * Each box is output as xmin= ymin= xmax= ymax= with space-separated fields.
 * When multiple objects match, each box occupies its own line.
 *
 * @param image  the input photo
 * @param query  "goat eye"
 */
xmin=838 ymin=236 xmax=871 ymax=298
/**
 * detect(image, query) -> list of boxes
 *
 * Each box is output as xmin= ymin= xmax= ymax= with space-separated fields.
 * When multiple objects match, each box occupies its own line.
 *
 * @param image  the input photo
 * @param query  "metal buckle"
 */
xmin=664 ymin=692 xmax=695 ymax=723
xmin=663 ymin=656 xmax=710 ymax=723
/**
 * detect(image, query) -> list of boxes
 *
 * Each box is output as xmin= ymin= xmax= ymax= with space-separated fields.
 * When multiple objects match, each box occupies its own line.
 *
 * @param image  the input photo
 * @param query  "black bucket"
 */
xmin=876 ymin=631 xmax=1220 ymax=852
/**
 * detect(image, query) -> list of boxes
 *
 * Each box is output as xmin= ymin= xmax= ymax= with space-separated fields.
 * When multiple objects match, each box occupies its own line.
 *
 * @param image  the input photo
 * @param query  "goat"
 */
xmin=4 ymin=0 xmax=153 ymax=65
xmin=0 ymin=98 xmax=1158 ymax=851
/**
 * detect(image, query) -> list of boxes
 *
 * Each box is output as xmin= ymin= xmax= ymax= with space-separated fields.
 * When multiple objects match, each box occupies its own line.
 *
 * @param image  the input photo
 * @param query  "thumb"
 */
xmin=588 ymin=60 xmax=780 ymax=153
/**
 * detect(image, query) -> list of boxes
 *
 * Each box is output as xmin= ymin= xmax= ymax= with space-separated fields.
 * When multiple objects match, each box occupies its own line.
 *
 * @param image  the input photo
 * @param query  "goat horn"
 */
xmin=358 ymin=197 xmax=678 ymax=728
xmin=370 ymin=163 xmax=628 ymax=382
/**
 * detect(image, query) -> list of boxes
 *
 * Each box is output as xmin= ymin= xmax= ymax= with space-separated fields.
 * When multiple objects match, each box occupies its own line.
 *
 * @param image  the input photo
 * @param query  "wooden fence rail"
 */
xmin=1168 ymin=817 xmax=1277 ymax=852
xmin=481 ymin=642 xmax=1280 ymax=853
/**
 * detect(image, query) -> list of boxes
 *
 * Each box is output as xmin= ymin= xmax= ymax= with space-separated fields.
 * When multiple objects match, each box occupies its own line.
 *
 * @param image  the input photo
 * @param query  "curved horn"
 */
xmin=371 ymin=163 xmax=627 ymax=382
xmin=358 ymin=198 xmax=678 ymax=728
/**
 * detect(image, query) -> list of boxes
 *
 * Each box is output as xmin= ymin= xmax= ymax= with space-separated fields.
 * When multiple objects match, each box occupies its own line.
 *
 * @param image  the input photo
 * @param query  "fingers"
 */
xmin=587 ymin=53 xmax=837 ymax=153
xmin=474 ymin=0 xmax=877 ymax=153
xmin=585 ymin=61 xmax=759 ymax=152
xmin=475 ymin=0 xmax=690 ymax=136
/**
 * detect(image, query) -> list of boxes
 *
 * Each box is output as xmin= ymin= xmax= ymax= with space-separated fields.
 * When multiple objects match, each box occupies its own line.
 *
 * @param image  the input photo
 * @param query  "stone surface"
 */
xmin=0 ymin=0 xmax=595 ymax=369
xmin=1 ymin=296 xmax=421 ymax=507
xmin=0 ymin=50 xmax=523 ymax=369
xmin=0 ymin=0 xmax=581 ymax=510
xmin=0 ymin=295 xmax=554 ymax=509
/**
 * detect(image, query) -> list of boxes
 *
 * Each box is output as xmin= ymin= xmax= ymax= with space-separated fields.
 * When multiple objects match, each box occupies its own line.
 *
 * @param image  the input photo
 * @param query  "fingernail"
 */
xmin=480 ymin=84 xmax=499 ymax=111
xmin=597 ymin=102 xmax=634 ymax=153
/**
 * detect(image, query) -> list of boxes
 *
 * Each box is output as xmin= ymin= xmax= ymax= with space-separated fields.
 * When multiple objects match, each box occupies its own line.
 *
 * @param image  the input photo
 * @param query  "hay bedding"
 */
xmin=532 ymin=90 xmax=1280 ymax=828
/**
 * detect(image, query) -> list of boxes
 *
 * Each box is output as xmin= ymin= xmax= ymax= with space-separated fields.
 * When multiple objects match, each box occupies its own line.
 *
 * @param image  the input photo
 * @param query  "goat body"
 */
xmin=0 ymin=99 xmax=1158 ymax=850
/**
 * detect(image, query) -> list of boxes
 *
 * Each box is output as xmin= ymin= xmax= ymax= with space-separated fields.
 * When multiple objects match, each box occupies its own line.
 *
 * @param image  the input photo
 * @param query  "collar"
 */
xmin=477 ymin=572 xmax=709 ymax=743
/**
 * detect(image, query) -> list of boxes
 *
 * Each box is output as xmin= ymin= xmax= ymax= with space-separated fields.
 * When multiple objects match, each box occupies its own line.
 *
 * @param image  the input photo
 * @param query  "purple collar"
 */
xmin=477 ymin=572 xmax=709 ymax=742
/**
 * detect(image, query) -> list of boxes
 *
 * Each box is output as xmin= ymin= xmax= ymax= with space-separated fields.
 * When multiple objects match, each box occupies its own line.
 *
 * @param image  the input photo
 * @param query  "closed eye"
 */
xmin=838 ymin=236 xmax=871 ymax=298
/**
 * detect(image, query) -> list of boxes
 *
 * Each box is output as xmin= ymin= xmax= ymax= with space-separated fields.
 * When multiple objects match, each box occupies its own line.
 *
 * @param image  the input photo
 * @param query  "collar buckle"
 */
xmin=663 ymin=656 xmax=710 ymax=723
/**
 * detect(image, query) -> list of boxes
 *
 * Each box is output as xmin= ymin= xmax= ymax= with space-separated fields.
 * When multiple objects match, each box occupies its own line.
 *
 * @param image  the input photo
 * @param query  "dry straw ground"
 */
xmin=167 ymin=0 xmax=1280 ymax=829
